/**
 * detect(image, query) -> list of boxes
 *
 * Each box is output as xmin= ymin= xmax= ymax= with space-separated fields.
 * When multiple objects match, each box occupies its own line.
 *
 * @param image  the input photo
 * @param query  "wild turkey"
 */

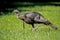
xmin=13 ymin=9 xmax=58 ymax=31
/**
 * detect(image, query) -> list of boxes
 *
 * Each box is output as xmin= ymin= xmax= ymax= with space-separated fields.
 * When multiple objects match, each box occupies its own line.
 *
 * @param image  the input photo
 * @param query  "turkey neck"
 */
xmin=15 ymin=12 xmax=20 ymax=18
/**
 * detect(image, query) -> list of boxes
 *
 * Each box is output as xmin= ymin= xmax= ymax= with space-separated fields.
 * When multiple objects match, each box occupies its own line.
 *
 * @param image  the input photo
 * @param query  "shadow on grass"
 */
xmin=0 ymin=2 xmax=60 ymax=15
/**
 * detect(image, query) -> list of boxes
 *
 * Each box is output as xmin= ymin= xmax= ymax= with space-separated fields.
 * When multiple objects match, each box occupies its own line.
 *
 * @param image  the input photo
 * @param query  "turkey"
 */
xmin=13 ymin=9 xmax=58 ymax=31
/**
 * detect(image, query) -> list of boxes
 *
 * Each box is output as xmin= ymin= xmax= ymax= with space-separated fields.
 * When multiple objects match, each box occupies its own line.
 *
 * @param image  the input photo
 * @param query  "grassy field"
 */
xmin=0 ymin=2 xmax=60 ymax=40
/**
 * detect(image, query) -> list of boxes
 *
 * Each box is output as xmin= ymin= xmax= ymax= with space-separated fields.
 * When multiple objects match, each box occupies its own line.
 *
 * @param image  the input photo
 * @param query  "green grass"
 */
xmin=0 ymin=2 xmax=60 ymax=40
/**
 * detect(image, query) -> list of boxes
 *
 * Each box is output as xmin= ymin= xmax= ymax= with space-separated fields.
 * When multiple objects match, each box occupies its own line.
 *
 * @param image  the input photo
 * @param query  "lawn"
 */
xmin=0 ymin=2 xmax=60 ymax=40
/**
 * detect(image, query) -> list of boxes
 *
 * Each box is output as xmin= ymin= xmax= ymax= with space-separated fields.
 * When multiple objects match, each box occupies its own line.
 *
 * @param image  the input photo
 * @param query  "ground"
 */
xmin=0 ymin=2 xmax=60 ymax=40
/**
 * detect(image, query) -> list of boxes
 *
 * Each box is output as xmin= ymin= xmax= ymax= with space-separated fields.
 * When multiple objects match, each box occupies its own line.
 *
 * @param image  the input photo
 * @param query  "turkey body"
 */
xmin=19 ymin=12 xmax=45 ymax=24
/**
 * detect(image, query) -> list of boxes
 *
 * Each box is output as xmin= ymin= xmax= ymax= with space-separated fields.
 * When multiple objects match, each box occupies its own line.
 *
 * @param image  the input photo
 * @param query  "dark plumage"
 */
xmin=13 ymin=9 xmax=58 ymax=31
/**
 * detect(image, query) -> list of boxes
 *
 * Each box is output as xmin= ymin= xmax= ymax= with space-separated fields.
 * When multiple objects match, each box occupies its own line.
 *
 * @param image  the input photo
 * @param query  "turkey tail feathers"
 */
xmin=44 ymin=21 xmax=58 ymax=30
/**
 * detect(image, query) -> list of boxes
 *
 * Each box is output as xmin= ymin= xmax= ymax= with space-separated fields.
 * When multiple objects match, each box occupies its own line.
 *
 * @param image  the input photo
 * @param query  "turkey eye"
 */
xmin=16 ymin=12 xmax=18 ymax=14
